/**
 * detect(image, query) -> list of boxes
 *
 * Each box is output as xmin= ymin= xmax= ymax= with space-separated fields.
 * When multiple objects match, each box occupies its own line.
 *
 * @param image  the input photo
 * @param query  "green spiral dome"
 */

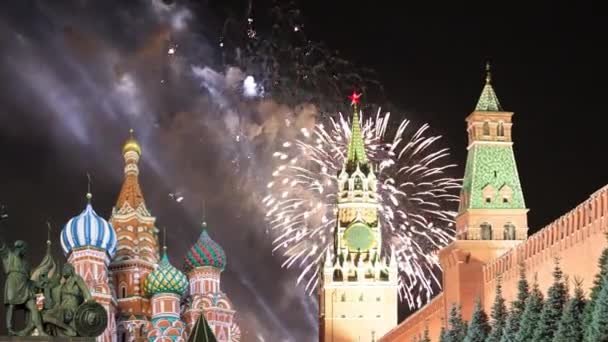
xmin=145 ymin=250 xmax=188 ymax=297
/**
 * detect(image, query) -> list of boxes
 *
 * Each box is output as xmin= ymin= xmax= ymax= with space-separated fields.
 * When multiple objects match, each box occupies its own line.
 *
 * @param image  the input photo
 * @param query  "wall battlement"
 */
xmin=483 ymin=185 xmax=608 ymax=283
xmin=380 ymin=185 xmax=608 ymax=341
xmin=481 ymin=185 xmax=608 ymax=314
xmin=379 ymin=293 xmax=444 ymax=342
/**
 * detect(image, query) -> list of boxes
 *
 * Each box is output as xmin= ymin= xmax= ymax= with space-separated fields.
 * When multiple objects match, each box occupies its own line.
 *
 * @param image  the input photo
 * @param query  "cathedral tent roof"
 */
xmin=115 ymin=129 xmax=147 ymax=211
xmin=115 ymin=174 xmax=146 ymax=210
xmin=187 ymin=313 xmax=218 ymax=342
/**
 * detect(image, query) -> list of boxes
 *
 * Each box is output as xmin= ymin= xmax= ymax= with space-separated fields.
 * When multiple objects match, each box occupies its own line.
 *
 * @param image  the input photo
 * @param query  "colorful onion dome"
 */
xmin=61 ymin=193 xmax=117 ymax=257
xmin=122 ymin=128 xmax=142 ymax=156
xmin=145 ymin=249 xmax=189 ymax=297
xmin=184 ymin=222 xmax=226 ymax=272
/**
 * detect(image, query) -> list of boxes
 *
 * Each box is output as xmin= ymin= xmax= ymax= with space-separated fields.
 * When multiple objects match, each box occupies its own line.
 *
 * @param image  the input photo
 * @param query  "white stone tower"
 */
xmin=319 ymin=93 xmax=398 ymax=342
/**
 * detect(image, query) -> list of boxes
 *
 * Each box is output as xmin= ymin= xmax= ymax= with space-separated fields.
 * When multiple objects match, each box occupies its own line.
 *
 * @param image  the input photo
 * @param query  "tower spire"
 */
xmin=485 ymin=61 xmax=492 ymax=83
xmin=346 ymin=91 xmax=368 ymax=169
xmin=324 ymin=248 xmax=332 ymax=267
xmin=86 ymin=173 xmax=92 ymax=203
xmin=202 ymin=199 xmax=207 ymax=228
xmin=475 ymin=61 xmax=503 ymax=112
xmin=115 ymin=129 xmax=146 ymax=210
xmin=46 ymin=221 xmax=52 ymax=249
xmin=321 ymin=90 xmax=396 ymax=341
xmin=123 ymin=128 xmax=142 ymax=156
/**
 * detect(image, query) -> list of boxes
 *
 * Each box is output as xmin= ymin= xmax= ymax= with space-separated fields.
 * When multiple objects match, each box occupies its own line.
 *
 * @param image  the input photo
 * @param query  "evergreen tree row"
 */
xmin=413 ymin=235 xmax=608 ymax=342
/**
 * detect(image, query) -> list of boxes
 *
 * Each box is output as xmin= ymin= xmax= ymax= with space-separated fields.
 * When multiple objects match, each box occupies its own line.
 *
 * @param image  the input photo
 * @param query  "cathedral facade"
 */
xmin=379 ymin=67 xmax=608 ymax=341
xmin=59 ymin=130 xmax=239 ymax=342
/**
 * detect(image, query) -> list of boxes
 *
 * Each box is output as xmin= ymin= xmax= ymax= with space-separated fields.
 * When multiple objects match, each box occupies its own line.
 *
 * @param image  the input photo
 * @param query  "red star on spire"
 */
xmin=349 ymin=91 xmax=361 ymax=106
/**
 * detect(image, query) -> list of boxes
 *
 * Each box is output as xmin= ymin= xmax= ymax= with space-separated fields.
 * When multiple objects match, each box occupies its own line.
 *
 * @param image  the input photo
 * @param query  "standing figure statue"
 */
xmin=0 ymin=239 xmax=48 ymax=336
xmin=0 ymin=206 xmax=107 ymax=338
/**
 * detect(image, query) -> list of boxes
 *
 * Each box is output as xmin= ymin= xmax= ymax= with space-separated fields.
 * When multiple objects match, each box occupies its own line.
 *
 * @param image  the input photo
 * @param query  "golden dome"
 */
xmin=122 ymin=129 xmax=142 ymax=156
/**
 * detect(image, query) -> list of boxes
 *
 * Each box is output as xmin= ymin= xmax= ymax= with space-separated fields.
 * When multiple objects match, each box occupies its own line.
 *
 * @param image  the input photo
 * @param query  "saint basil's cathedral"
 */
xmin=58 ymin=130 xmax=240 ymax=342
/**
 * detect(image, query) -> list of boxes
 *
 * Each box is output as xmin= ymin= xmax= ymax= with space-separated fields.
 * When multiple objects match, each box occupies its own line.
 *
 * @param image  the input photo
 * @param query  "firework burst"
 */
xmin=262 ymin=109 xmax=461 ymax=308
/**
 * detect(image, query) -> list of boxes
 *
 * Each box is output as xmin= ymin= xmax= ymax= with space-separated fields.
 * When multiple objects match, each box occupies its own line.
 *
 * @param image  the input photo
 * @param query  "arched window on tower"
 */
xmin=504 ymin=223 xmax=516 ymax=240
xmin=354 ymin=176 xmax=363 ymax=191
xmin=497 ymin=121 xmax=505 ymax=137
xmin=119 ymin=331 xmax=127 ymax=342
xmin=483 ymin=121 xmax=490 ymax=136
xmin=119 ymin=283 xmax=127 ymax=299
xmin=481 ymin=222 xmax=492 ymax=240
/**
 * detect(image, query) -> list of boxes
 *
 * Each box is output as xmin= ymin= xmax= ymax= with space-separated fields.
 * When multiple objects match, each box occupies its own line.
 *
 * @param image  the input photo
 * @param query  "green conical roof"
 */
xmin=345 ymin=98 xmax=369 ymax=171
xmin=187 ymin=313 xmax=218 ymax=342
xmin=475 ymin=63 xmax=503 ymax=112
xmin=347 ymin=109 xmax=368 ymax=164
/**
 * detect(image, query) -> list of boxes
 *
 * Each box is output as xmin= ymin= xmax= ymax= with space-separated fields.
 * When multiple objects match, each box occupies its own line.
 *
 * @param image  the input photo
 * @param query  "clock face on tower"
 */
xmin=344 ymin=222 xmax=375 ymax=252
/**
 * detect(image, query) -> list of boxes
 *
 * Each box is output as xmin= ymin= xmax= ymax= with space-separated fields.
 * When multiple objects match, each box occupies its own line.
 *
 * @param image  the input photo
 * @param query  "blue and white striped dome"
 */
xmin=61 ymin=199 xmax=117 ymax=257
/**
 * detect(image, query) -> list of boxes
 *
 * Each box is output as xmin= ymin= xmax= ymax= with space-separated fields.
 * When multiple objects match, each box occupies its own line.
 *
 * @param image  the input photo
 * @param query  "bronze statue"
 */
xmin=41 ymin=264 xmax=95 ymax=336
xmin=38 ymin=263 xmax=108 ymax=337
xmin=0 ymin=239 xmax=48 ymax=336
xmin=0 ymin=209 xmax=107 ymax=338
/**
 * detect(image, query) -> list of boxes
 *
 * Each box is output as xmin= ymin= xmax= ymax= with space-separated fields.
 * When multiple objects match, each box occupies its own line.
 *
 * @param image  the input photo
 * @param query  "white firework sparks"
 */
xmin=263 ymin=109 xmax=461 ymax=308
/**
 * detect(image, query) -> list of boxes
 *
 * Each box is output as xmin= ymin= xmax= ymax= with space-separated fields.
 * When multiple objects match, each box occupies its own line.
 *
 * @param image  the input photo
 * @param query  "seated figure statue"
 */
xmin=41 ymin=264 xmax=94 ymax=336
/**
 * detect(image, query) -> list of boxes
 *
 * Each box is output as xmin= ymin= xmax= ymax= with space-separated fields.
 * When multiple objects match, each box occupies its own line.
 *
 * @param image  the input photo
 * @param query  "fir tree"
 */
xmin=445 ymin=303 xmax=467 ymax=342
xmin=487 ymin=278 xmax=508 ymax=342
xmin=589 ymin=276 xmax=608 ymax=341
xmin=500 ymin=316 xmax=516 ymax=342
xmin=420 ymin=324 xmax=431 ymax=342
xmin=513 ymin=263 xmax=530 ymax=315
xmin=584 ymin=232 xmax=608 ymax=341
xmin=502 ymin=264 xmax=530 ymax=341
xmin=554 ymin=277 xmax=586 ymax=342
xmin=440 ymin=325 xmax=448 ymax=342
xmin=464 ymin=297 xmax=490 ymax=342
xmin=533 ymin=259 xmax=568 ymax=342
xmin=516 ymin=274 xmax=544 ymax=342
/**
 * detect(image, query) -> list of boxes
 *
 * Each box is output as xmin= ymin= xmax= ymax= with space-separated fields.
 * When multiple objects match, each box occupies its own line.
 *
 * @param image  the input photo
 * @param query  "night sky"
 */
xmin=0 ymin=1 xmax=604 ymax=341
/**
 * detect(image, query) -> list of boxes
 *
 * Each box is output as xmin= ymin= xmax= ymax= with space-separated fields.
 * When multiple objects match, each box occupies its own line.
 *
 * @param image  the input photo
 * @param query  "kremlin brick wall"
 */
xmin=380 ymin=185 xmax=608 ymax=341
xmin=483 ymin=185 xmax=608 ymax=314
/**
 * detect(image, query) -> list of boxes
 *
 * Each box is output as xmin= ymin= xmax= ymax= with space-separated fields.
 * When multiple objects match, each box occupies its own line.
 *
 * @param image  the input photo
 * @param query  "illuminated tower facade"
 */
xmin=61 ymin=192 xmax=118 ymax=342
xmin=144 ymin=245 xmax=189 ymax=342
xmin=182 ymin=222 xmax=239 ymax=342
xmin=319 ymin=93 xmax=398 ymax=342
xmin=439 ymin=63 xmax=529 ymax=320
xmin=109 ymin=130 xmax=160 ymax=341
